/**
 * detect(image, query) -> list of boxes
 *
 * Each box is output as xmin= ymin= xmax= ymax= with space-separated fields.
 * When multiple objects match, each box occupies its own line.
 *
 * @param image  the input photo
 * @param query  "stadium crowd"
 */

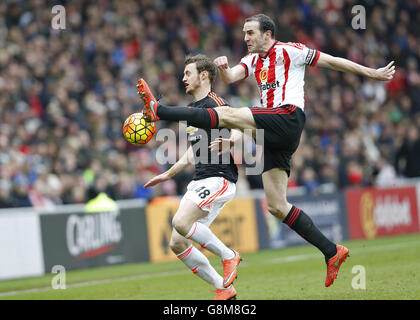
xmin=1 ymin=0 xmax=419 ymax=209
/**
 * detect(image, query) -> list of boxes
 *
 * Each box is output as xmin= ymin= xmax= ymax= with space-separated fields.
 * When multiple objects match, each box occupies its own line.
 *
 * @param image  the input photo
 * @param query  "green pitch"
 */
xmin=1 ymin=233 xmax=419 ymax=300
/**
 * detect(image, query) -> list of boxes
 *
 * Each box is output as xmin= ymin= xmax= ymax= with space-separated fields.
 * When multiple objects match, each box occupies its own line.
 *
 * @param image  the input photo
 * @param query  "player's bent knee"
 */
xmin=172 ymin=216 xmax=191 ymax=237
xmin=216 ymin=106 xmax=255 ymax=130
xmin=216 ymin=106 xmax=249 ymax=128
xmin=267 ymin=202 xmax=289 ymax=221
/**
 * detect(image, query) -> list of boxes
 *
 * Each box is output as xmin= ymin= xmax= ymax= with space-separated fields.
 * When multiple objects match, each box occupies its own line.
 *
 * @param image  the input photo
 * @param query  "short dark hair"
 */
xmin=245 ymin=14 xmax=276 ymax=39
xmin=184 ymin=54 xmax=217 ymax=85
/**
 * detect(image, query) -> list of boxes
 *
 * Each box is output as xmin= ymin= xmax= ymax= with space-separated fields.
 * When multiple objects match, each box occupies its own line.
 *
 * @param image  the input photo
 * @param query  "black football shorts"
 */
xmin=250 ymin=104 xmax=306 ymax=176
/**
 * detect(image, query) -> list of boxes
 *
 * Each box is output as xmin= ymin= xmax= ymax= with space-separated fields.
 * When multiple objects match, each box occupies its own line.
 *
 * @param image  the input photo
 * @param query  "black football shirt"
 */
xmin=187 ymin=92 xmax=238 ymax=183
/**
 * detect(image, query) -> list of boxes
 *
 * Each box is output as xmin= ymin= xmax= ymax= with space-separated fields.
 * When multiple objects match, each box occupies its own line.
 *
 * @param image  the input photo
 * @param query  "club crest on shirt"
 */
xmin=186 ymin=126 xmax=198 ymax=134
xmin=275 ymin=57 xmax=285 ymax=66
xmin=186 ymin=126 xmax=202 ymax=142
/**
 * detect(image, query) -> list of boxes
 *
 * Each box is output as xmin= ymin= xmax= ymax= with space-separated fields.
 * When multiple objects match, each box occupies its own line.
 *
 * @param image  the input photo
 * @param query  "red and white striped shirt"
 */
xmin=239 ymin=41 xmax=320 ymax=110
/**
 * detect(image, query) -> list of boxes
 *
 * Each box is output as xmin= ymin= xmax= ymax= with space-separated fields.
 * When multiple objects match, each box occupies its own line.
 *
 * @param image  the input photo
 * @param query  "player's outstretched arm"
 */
xmin=214 ymin=56 xmax=246 ymax=84
xmin=316 ymin=52 xmax=395 ymax=81
xmin=144 ymin=146 xmax=194 ymax=188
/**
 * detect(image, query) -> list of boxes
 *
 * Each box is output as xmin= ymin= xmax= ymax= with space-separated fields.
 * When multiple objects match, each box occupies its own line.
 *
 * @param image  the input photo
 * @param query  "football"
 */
xmin=123 ymin=112 xmax=156 ymax=145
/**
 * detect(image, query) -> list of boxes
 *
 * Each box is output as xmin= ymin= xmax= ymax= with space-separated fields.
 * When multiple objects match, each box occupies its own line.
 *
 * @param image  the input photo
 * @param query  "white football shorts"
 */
xmin=180 ymin=177 xmax=236 ymax=226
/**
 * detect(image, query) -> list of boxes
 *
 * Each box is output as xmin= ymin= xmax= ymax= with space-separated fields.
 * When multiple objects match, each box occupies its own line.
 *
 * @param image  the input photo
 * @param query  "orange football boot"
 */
xmin=136 ymin=78 xmax=160 ymax=122
xmin=213 ymin=285 xmax=237 ymax=300
xmin=222 ymin=250 xmax=242 ymax=288
xmin=325 ymin=244 xmax=350 ymax=287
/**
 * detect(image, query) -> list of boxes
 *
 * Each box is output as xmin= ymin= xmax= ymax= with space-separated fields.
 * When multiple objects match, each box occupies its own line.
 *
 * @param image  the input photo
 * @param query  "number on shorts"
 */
xmin=195 ymin=186 xmax=210 ymax=199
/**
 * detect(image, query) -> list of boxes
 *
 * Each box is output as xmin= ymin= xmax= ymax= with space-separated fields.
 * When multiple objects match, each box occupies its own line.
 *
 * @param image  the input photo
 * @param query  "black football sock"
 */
xmin=283 ymin=206 xmax=337 ymax=261
xmin=157 ymin=104 xmax=219 ymax=128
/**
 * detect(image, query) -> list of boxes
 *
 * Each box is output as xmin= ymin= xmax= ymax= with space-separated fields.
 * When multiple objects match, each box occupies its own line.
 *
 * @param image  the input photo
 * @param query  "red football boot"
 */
xmin=136 ymin=78 xmax=160 ymax=122
xmin=325 ymin=244 xmax=350 ymax=287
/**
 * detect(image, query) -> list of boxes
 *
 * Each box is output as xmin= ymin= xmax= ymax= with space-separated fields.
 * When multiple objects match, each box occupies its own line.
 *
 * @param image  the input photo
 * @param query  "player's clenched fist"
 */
xmin=213 ymin=56 xmax=229 ymax=69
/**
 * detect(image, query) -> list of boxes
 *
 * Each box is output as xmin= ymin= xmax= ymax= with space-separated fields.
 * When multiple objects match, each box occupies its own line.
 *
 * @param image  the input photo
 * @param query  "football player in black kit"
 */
xmin=144 ymin=54 xmax=242 ymax=300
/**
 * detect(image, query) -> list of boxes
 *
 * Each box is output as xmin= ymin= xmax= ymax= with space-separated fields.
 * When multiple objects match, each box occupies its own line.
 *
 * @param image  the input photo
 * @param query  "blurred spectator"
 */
xmin=10 ymin=174 xmax=31 ymax=207
xmin=395 ymin=125 xmax=420 ymax=178
xmin=1 ymin=0 xmax=420 ymax=209
xmin=301 ymin=167 xmax=320 ymax=195
xmin=374 ymin=156 xmax=397 ymax=187
xmin=0 ymin=180 xmax=15 ymax=208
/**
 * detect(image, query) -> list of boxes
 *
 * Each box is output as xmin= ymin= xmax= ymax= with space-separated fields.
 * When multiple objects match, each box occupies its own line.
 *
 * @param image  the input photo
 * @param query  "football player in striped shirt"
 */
xmin=138 ymin=14 xmax=395 ymax=287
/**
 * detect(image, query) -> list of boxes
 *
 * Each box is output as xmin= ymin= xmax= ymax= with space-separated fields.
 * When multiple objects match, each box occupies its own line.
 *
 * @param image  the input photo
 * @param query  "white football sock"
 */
xmin=177 ymin=245 xmax=224 ymax=289
xmin=185 ymin=222 xmax=235 ymax=260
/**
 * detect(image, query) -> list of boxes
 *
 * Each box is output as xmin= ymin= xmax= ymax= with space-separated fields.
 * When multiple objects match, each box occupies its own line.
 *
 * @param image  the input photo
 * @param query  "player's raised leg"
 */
xmin=137 ymin=78 xmax=257 ymax=134
xmin=261 ymin=168 xmax=349 ymax=287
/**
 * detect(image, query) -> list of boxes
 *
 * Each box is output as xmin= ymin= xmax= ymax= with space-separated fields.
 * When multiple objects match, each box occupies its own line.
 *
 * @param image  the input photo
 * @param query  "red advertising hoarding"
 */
xmin=345 ymin=186 xmax=420 ymax=239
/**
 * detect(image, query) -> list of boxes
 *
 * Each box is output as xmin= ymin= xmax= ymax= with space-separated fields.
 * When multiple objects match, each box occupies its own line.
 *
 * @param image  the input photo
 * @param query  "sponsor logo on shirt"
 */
xmin=258 ymin=80 xmax=281 ymax=91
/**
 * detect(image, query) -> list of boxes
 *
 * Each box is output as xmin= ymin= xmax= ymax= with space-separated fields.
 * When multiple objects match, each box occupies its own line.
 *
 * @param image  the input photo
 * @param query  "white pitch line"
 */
xmin=0 ymin=239 xmax=418 ymax=298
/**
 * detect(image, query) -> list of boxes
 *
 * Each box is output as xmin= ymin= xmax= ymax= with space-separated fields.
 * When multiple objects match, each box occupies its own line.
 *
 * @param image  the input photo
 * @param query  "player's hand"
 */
xmin=144 ymin=172 xmax=171 ymax=188
xmin=209 ymin=138 xmax=233 ymax=155
xmin=372 ymin=61 xmax=395 ymax=81
xmin=214 ymin=56 xmax=229 ymax=70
